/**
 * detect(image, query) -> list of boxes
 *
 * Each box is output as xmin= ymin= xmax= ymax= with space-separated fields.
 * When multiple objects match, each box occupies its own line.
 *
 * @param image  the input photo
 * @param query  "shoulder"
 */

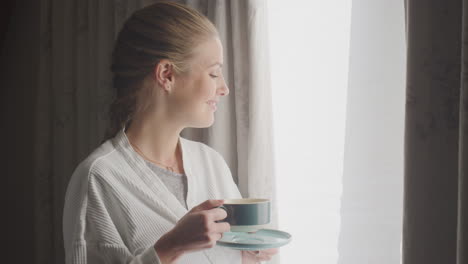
xmin=66 ymin=139 xmax=126 ymax=197
xmin=63 ymin=140 xmax=122 ymax=242
xmin=73 ymin=140 xmax=121 ymax=179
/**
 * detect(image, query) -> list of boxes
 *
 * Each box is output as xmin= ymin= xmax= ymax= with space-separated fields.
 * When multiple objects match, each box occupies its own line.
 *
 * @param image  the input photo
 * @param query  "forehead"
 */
xmin=191 ymin=37 xmax=223 ymax=68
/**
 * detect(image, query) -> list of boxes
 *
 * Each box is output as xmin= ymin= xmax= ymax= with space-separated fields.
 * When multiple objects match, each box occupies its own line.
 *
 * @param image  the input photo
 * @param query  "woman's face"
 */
xmin=169 ymin=37 xmax=229 ymax=128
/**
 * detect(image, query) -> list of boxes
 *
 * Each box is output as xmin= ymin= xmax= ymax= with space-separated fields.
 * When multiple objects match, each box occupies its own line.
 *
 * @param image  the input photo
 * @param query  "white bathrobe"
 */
xmin=63 ymin=127 xmax=243 ymax=263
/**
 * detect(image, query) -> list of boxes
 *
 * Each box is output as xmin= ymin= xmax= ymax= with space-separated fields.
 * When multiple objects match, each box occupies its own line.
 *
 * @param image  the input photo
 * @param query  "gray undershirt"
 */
xmin=145 ymin=160 xmax=188 ymax=210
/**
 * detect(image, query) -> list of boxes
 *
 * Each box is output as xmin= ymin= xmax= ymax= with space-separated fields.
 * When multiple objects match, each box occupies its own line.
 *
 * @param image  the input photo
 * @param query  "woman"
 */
xmin=62 ymin=2 xmax=278 ymax=264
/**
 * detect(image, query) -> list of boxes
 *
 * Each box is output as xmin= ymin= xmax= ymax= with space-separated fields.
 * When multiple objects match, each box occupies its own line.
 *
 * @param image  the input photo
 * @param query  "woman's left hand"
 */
xmin=242 ymin=248 xmax=279 ymax=263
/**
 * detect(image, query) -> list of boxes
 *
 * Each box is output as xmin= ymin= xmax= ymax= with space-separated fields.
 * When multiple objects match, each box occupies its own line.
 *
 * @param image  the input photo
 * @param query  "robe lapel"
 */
xmin=113 ymin=128 xmax=189 ymax=223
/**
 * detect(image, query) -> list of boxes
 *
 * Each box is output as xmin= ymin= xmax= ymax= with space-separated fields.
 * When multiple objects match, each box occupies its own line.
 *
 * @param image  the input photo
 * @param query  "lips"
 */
xmin=207 ymin=100 xmax=218 ymax=106
xmin=207 ymin=100 xmax=218 ymax=110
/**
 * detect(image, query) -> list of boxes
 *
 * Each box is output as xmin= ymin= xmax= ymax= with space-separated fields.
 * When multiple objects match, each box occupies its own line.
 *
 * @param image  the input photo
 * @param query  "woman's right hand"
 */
xmin=154 ymin=199 xmax=230 ymax=263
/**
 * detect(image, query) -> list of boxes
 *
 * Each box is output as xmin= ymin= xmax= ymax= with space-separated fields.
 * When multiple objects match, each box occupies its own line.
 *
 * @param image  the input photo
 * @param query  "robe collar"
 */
xmin=112 ymin=126 xmax=196 ymax=223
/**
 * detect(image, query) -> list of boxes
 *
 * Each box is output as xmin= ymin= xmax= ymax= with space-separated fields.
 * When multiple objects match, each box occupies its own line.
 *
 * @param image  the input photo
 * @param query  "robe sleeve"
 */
xmin=64 ymin=173 xmax=162 ymax=264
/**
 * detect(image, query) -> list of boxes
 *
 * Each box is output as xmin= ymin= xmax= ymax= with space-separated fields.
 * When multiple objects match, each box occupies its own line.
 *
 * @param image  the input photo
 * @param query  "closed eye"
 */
xmin=210 ymin=74 xmax=219 ymax=78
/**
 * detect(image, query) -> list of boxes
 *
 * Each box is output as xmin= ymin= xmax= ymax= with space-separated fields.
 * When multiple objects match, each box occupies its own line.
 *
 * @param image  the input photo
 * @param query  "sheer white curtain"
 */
xmin=267 ymin=0 xmax=406 ymax=263
xmin=268 ymin=1 xmax=350 ymax=263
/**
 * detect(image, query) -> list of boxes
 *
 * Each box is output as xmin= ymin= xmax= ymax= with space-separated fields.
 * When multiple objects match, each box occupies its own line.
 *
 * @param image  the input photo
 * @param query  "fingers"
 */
xmin=194 ymin=204 xmax=230 ymax=236
xmin=211 ymin=207 xmax=228 ymax=222
xmin=246 ymin=248 xmax=279 ymax=261
xmin=213 ymin=221 xmax=231 ymax=233
xmin=262 ymin=248 xmax=279 ymax=255
xmin=192 ymin=199 xmax=224 ymax=212
xmin=171 ymin=200 xmax=230 ymax=253
xmin=204 ymin=208 xmax=230 ymax=233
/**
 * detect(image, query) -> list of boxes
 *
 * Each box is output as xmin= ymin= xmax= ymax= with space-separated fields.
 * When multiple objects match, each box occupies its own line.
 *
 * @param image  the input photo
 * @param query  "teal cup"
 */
xmin=216 ymin=198 xmax=271 ymax=232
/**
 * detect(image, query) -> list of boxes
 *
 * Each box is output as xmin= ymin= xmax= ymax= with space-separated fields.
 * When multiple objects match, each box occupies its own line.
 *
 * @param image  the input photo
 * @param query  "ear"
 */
xmin=153 ymin=59 xmax=175 ymax=92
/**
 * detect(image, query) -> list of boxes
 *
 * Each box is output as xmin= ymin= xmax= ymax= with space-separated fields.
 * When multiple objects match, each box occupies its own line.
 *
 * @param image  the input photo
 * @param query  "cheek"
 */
xmin=174 ymin=74 xmax=216 ymax=108
xmin=174 ymin=81 xmax=209 ymax=111
xmin=193 ymin=77 xmax=216 ymax=99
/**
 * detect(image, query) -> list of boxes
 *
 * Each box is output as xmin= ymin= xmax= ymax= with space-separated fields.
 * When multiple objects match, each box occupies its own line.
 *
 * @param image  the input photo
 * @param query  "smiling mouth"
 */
xmin=207 ymin=101 xmax=217 ymax=111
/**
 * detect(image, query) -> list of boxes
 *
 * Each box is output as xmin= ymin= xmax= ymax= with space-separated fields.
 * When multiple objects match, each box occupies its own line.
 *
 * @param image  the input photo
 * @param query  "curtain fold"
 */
xmin=33 ymin=0 xmax=278 ymax=263
xmin=404 ymin=0 xmax=467 ymax=263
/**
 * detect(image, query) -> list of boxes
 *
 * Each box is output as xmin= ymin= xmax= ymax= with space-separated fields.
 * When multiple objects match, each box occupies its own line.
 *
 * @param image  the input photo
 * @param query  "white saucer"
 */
xmin=216 ymin=229 xmax=292 ymax=251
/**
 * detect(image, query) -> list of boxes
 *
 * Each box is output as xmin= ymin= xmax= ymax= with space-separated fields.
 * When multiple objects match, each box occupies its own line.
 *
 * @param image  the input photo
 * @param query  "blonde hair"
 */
xmin=102 ymin=1 xmax=218 ymax=143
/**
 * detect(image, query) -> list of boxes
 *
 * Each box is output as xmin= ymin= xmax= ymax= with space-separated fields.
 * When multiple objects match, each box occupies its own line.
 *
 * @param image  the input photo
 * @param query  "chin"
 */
xmin=201 ymin=119 xmax=215 ymax=128
xmin=185 ymin=107 xmax=216 ymax=128
xmin=189 ymin=116 xmax=215 ymax=128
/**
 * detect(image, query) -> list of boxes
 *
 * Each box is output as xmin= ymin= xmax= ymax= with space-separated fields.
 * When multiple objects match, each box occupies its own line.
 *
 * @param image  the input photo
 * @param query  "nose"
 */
xmin=218 ymin=75 xmax=229 ymax=96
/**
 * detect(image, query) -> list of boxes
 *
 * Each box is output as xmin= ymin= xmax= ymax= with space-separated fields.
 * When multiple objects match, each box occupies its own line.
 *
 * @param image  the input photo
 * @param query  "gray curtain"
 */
xmin=30 ymin=0 xmax=278 ymax=263
xmin=404 ymin=0 xmax=467 ymax=263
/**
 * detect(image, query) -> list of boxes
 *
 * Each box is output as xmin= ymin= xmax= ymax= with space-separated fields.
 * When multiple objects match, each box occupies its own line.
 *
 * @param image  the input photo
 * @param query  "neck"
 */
xmin=125 ymin=111 xmax=184 ymax=165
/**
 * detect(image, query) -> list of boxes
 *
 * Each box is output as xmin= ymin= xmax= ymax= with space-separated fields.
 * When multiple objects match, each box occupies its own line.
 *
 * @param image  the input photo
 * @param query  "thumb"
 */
xmin=192 ymin=199 xmax=224 ymax=212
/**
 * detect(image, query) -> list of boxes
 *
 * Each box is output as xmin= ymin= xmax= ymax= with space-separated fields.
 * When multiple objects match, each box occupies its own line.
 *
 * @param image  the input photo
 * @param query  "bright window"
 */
xmin=267 ymin=1 xmax=352 ymax=263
